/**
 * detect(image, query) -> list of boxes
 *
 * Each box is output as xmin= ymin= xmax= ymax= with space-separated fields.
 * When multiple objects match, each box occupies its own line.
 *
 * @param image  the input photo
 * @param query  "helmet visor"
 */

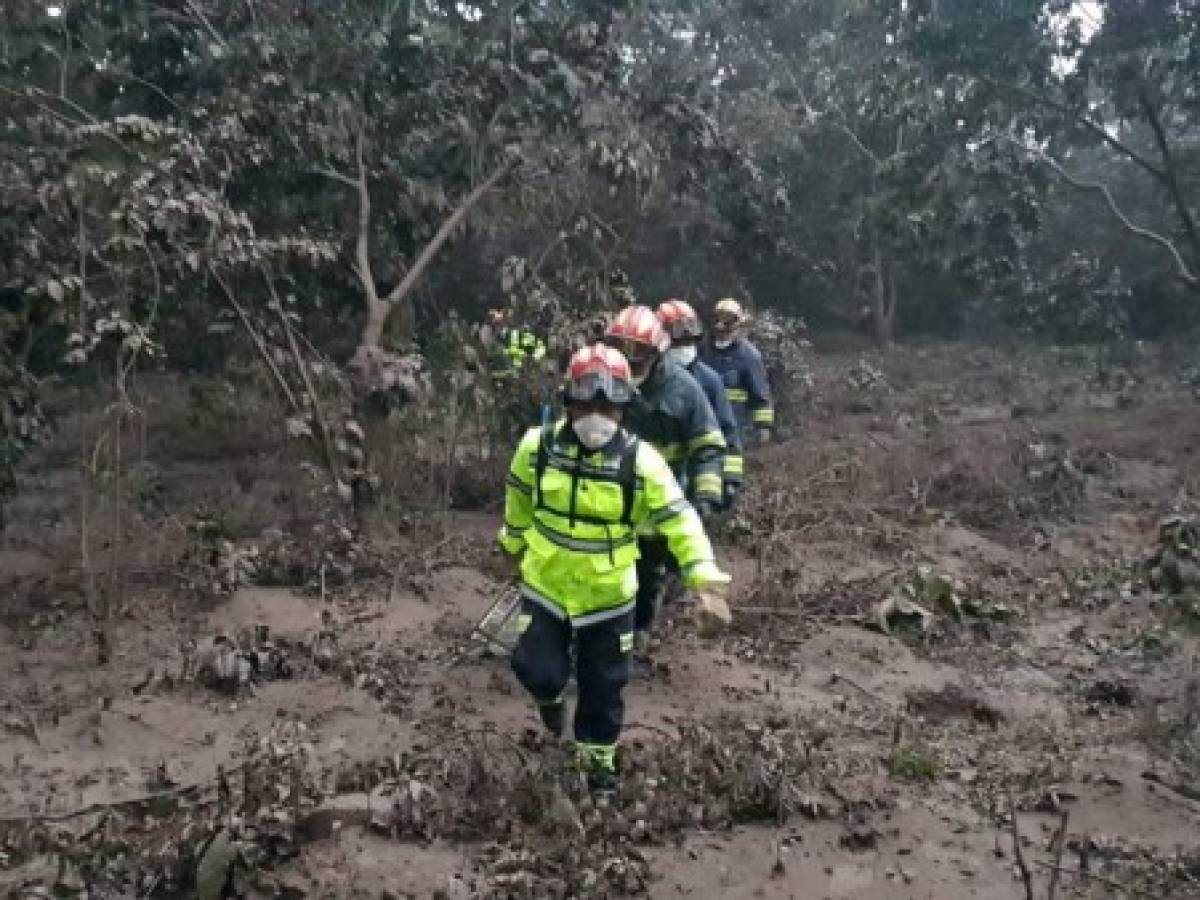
xmin=565 ymin=370 xmax=635 ymax=405
xmin=665 ymin=318 xmax=703 ymax=341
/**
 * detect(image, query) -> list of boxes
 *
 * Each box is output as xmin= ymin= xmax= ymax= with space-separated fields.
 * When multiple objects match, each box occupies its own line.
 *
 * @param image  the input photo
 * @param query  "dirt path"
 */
xmin=3 ymin=348 xmax=1200 ymax=898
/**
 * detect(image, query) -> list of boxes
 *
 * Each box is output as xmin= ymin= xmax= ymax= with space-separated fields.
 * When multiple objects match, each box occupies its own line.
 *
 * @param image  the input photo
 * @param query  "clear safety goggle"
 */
xmin=565 ymin=371 xmax=635 ymax=404
xmin=666 ymin=319 xmax=703 ymax=341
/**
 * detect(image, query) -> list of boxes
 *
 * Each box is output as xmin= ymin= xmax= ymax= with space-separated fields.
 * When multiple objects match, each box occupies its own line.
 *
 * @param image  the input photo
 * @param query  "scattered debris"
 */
xmin=846 ymin=358 xmax=889 ymax=393
xmin=1147 ymin=516 xmax=1200 ymax=594
xmin=872 ymin=566 xmax=1018 ymax=636
xmin=1086 ymin=679 xmax=1138 ymax=708
xmin=906 ymin=684 xmax=1005 ymax=728
xmin=874 ymin=595 xmax=933 ymax=635
xmin=185 ymin=627 xmax=293 ymax=693
xmin=839 ymin=825 xmax=880 ymax=851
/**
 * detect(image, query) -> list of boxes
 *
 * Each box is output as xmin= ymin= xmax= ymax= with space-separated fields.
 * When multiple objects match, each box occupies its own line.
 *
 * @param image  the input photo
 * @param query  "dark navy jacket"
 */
xmin=702 ymin=338 xmax=774 ymax=433
xmin=687 ymin=359 xmax=744 ymax=487
xmin=624 ymin=359 xmax=726 ymax=505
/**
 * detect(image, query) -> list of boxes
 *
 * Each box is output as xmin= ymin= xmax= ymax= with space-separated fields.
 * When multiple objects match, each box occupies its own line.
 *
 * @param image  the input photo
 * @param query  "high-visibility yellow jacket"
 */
xmin=498 ymin=421 xmax=729 ymax=624
xmin=497 ymin=327 xmax=546 ymax=372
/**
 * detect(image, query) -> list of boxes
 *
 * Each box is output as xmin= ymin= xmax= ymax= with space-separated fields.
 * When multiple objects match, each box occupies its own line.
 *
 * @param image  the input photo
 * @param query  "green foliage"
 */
xmin=0 ymin=351 xmax=46 ymax=519
xmin=886 ymin=741 xmax=944 ymax=783
xmin=1 ymin=0 xmax=1199 ymax=515
xmin=1015 ymin=252 xmax=1131 ymax=343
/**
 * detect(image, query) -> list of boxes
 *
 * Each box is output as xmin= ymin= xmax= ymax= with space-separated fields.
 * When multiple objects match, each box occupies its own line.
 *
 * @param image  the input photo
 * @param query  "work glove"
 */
xmin=693 ymin=583 xmax=732 ymax=638
xmin=755 ymin=427 xmax=772 ymax=445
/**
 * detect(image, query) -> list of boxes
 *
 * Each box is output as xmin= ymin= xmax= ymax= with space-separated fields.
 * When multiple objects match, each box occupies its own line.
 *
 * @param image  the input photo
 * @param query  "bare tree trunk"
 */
xmin=870 ymin=241 xmax=895 ymax=348
xmin=366 ymin=158 xmax=517 ymax=349
xmin=77 ymin=198 xmax=108 ymax=664
xmin=108 ymin=356 xmax=123 ymax=653
xmin=1137 ymin=83 xmax=1200 ymax=278
xmin=360 ymin=298 xmax=392 ymax=352
xmin=320 ymin=144 xmax=517 ymax=354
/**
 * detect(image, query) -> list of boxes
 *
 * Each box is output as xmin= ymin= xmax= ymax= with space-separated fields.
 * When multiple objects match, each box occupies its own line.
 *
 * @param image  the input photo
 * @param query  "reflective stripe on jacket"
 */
xmin=701 ymin=338 xmax=774 ymax=430
xmin=623 ymin=359 xmax=726 ymax=504
xmin=498 ymin=421 xmax=728 ymax=623
xmin=687 ymin=358 xmax=744 ymax=485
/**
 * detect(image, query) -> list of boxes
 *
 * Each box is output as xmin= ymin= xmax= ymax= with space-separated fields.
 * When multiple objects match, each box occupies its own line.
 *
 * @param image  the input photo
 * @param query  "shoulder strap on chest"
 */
xmin=534 ymin=423 xmax=639 ymax=526
xmin=617 ymin=436 xmax=638 ymax=526
xmin=533 ymin=421 xmax=556 ymax=509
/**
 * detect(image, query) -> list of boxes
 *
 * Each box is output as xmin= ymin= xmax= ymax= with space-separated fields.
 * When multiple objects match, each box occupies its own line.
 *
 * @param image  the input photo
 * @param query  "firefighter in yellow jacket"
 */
xmin=498 ymin=343 xmax=731 ymax=793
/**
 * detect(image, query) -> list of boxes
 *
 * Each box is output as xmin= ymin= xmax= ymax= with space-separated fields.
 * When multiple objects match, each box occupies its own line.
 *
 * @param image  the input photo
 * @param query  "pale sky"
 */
xmin=1050 ymin=1 xmax=1105 ymax=76
xmin=1049 ymin=1 xmax=1105 ymax=40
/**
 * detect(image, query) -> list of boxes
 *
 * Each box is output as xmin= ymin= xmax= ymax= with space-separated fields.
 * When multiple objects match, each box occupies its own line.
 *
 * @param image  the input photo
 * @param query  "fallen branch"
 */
xmin=737 ymin=605 xmax=809 ymax=616
xmin=624 ymin=721 xmax=678 ymax=741
xmin=828 ymin=671 xmax=895 ymax=711
xmin=5 ymin=699 xmax=41 ymax=747
xmin=1007 ymin=792 xmax=1036 ymax=900
xmin=1141 ymin=769 xmax=1200 ymax=804
xmin=1033 ymin=861 xmax=1161 ymax=899
xmin=0 ymin=759 xmax=257 ymax=825
xmin=1046 ymin=809 xmax=1070 ymax=900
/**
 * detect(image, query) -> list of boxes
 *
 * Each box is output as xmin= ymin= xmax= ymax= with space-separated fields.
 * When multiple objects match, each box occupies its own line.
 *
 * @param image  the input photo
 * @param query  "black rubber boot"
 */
xmin=587 ymin=766 xmax=618 ymax=796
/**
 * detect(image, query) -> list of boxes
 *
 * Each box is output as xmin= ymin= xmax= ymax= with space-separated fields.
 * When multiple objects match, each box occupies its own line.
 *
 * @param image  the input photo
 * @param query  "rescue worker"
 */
xmin=499 ymin=344 xmax=730 ymax=793
xmin=702 ymin=298 xmax=775 ymax=444
xmin=604 ymin=305 xmax=726 ymax=654
xmin=489 ymin=307 xmax=550 ymax=428
xmin=657 ymin=299 xmax=744 ymax=510
xmin=488 ymin=308 xmax=547 ymax=379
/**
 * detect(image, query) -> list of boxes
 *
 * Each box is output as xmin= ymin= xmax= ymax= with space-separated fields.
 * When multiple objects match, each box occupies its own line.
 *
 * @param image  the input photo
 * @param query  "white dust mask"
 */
xmin=573 ymin=413 xmax=619 ymax=450
xmin=668 ymin=346 xmax=698 ymax=367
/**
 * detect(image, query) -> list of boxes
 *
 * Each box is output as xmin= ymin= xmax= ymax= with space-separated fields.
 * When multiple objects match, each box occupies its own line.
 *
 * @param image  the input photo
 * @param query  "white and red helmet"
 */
xmin=656 ymin=299 xmax=704 ymax=341
xmin=606 ymin=304 xmax=670 ymax=383
xmin=606 ymin=305 xmax=670 ymax=354
xmin=564 ymin=343 xmax=636 ymax=405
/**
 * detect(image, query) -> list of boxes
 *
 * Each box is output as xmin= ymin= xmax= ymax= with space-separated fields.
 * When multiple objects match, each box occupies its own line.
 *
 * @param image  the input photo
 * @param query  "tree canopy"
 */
xmin=3 ymin=0 xmax=1198 ymax=482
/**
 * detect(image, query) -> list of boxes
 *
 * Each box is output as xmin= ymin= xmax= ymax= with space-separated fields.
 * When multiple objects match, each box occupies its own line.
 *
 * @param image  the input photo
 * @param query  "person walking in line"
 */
xmin=498 ymin=343 xmax=730 ymax=793
xmin=603 ymin=306 xmax=726 ymax=659
xmin=657 ymin=298 xmax=744 ymax=510
xmin=702 ymin=298 xmax=775 ymax=445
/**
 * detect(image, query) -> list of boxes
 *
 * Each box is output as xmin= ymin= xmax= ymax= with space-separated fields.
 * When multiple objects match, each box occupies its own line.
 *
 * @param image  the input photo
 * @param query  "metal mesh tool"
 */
xmin=472 ymin=585 xmax=523 ymax=654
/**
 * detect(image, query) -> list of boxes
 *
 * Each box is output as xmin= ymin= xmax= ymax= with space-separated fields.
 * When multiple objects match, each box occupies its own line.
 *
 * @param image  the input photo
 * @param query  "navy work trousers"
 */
xmin=510 ymin=600 xmax=633 ymax=745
